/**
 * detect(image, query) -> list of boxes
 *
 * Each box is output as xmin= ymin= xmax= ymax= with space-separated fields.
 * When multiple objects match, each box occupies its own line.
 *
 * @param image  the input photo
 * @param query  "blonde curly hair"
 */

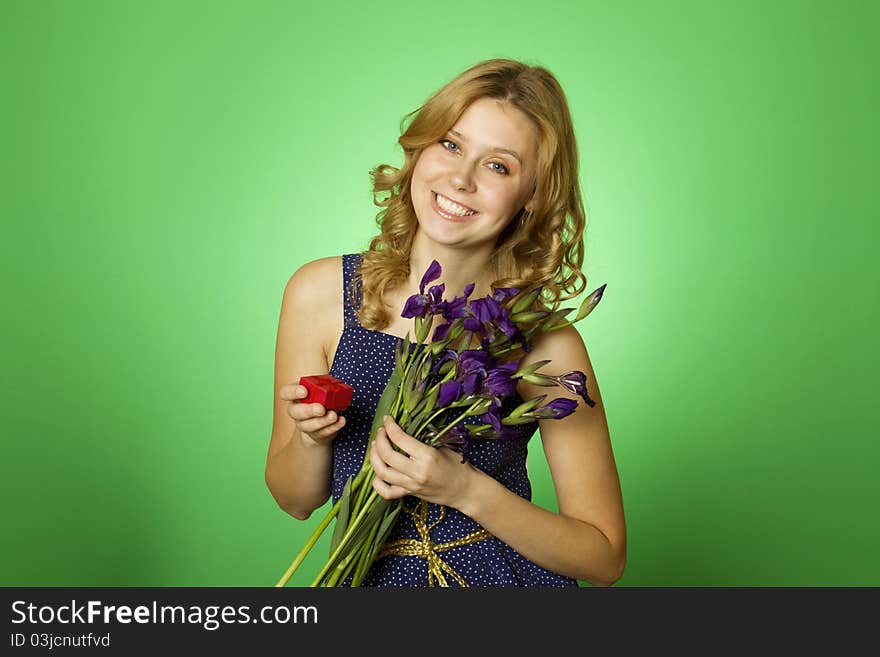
xmin=354 ymin=58 xmax=589 ymax=330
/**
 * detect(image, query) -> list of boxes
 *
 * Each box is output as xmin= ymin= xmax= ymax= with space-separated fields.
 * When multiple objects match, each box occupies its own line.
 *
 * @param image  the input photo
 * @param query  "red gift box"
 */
xmin=298 ymin=374 xmax=354 ymax=412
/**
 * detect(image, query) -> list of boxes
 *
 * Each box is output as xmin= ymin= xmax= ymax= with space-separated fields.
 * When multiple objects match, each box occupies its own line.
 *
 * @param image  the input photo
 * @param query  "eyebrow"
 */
xmin=447 ymin=129 xmax=522 ymax=164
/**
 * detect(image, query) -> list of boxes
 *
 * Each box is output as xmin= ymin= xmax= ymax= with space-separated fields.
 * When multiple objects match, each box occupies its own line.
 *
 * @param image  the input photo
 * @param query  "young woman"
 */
xmin=265 ymin=58 xmax=626 ymax=587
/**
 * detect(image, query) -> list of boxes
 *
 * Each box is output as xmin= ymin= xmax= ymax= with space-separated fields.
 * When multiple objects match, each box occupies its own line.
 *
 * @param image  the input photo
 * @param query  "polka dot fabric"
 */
xmin=329 ymin=253 xmax=578 ymax=587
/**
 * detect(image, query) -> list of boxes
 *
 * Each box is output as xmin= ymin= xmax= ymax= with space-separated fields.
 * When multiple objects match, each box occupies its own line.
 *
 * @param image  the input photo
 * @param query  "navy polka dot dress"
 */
xmin=329 ymin=253 xmax=578 ymax=587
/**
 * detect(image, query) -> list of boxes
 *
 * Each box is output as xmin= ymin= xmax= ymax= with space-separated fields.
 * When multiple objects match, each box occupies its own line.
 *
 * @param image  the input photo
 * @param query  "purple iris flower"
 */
xmin=420 ymin=260 xmax=442 ymax=292
xmin=465 ymin=296 xmax=522 ymax=344
xmin=480 ymin=398 xmax=503 ymax=432
xmin=463 ymin=316 xmax=483 ymax=333
xmin=460 ymin=371 xmax=481 ymax=396
xmin=554 ymin=371 xmax=596 ymax=407
xmin=435 ymin=423 xmax=472 ymax=463
xmin=458 ymin=349 xmax=493 ymax=374
xmin=483 ymin=361 xmax=518 ymax=398
xmin=471 ymin=296 xmax=501 ymax=323
xmin=432 ymin=321 xmax=453 ymax=342
xmin=402 ymin=294 xmax=429 ymax=318
xmin=529 ymin=397 xmax=578 ymax=419
xmin=495 ymin=308 xmax=519 ymax=338
xmin=401 ymin=261 xmax=445 ymax=319
xmin=438 ymin=380 xmax=462 ymax=408
xmin=439 ymin=282 xmax=476 ymax=320
xmin=432 ymin=349 xmax=493 ymax=398
xmin=401 ymin=282 xmax=445 ymax=320
xmin=433 ymin=349 xmax=458 ymax=373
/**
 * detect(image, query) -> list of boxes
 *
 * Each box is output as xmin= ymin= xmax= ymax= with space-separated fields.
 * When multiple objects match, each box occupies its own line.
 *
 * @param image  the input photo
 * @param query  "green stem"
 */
xmin=310 ymin=488 xmax=381 ymax=586
xmin=414 ymin=405 xmax=451 ymax=440
xmin=392 ymin=342 xmax=420 ymax=416
xmin=351 ymin=516 xmax=382 ymax=586
xmin=352 ymin=466 xmax=376 ymax=529
xmin=429 ymin=407 xmax=475 ymax=445
xmin=275 ymin=464 xmax=372 ymax=587
xmin=274 ymin=496 xmax=343 ymax=587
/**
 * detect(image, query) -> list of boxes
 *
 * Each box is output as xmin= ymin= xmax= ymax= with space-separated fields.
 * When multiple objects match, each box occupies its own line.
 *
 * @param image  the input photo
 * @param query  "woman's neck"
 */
xmin=406 ymin=232 xmax=497 ymax=299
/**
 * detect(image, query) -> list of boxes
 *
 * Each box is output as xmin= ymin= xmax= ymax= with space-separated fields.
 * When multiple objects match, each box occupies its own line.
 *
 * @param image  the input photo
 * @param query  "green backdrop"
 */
xmin=2 ymin=0 xmax=877 ymax=587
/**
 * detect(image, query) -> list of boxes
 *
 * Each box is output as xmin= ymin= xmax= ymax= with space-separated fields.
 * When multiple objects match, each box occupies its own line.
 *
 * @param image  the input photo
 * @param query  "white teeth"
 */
xmin=435 ymin=193 xmax=476 ymax=216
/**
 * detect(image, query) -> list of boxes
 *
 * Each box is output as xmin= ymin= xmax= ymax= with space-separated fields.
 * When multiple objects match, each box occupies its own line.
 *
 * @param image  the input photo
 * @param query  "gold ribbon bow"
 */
xmin=376 ymin=499 xmax=493 ymax=587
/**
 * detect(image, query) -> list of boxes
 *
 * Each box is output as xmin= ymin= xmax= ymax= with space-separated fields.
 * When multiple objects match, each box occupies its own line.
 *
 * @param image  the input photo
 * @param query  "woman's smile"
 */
xmin=431 ymin=191 xmax=480 ymax=222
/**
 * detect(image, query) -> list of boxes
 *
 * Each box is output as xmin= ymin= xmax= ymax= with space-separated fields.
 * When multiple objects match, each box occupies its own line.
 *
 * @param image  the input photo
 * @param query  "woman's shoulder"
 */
xmin=521 ymin=324 xmax=590 ymax=375
xmin=282 ymin=255 xmax=345 ymax=316
xmin=286 ymin=255 xmax=342 ymax=293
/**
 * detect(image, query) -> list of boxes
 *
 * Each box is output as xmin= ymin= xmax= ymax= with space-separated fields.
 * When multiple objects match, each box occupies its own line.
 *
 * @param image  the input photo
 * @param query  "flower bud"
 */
xmin=511 ymin=287 xmax=543 ymax=314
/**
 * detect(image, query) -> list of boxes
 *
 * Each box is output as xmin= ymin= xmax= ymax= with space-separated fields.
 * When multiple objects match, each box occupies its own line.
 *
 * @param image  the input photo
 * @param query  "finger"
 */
xmin=289 ymin=402 xmax=327 ymax=421
xmin=369 ymin=464 xmax=409 ymax=500
xmin=299 ymin=413 xmax=342 ymax=434
xmin=369 ymin=439 xmax=394 ymax=480
xmin=374 ymin=427 xmax=417 ymax=473
xmin=280 ymin=384 xmax=309 ymax=401
xmin=370 ymin=438 xmax=419 ymax=490
xmin=382 ymin=415 xmax=428 ymax=459
xmin=309 ymin=415 xmax=345 ymax=439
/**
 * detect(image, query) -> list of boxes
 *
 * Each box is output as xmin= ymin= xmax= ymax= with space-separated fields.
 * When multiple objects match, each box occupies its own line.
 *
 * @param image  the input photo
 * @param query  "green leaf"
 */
xmin=437 ymin=359 xmax=456 ymax=376
xmin=544 ymin=285 xmax=606 ymax=332
xmin=507 ymin=394 xmax=547 ymax=419
xmin=349 ymin=525 xmax=381 ymax=587
xmin=345 ymin=497 xmax=392 ymax=553
xmin=396 ymin=333 xmax=411 ymax=376
xmin=502 ymin=415 xmax=540 ymax=426
xmin=393 ymin=338 xmax=403 ymax=374
xmin=351 ymin=500 xmax=402 ymax=587
xmin=465 ymin=398 xmax=494 ymax=416
xmin=330 ymin=475 xmax=354 ymax=553
xmin=510 ymin=309 xmax=550 ymax=324
xmin=370 ymin=369 xmax=401 ymax=442
xmin=542 ymin=307 xmax=574 ymax=330
xmin=422 ymin=384 xmax=440 ymax=415
xmin=514 ymin=359 xmax=552 ymax=378
xmin=415 ymin=315 xmax=431 ymax=344
xmin=365 ymin=502 xmax=402 ymax=565
xmin=521 ymin=372 xmax=558 ymax=387
xmin=465 ymin=423 xmax=493 ymax=433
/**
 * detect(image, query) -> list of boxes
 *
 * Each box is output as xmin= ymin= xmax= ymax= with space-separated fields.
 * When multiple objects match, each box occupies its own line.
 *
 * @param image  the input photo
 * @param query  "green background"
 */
xmin=2 ymin=1 xmax=876 ymax=587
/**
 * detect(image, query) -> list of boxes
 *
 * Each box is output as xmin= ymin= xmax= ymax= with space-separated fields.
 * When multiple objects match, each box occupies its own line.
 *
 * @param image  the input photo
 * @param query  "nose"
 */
xmin=449 ymin=161 xmax=477 ymax=193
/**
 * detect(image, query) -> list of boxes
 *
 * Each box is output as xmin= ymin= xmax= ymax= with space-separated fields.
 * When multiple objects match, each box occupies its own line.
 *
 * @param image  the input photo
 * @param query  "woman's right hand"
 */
xmin=279 ymin=384 xmax=346 ymax=446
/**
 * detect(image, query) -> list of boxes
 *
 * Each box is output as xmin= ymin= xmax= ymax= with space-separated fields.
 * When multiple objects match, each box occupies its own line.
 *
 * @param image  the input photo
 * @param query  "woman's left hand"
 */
xmin=369 ymin=415 xmax=477 ymax=509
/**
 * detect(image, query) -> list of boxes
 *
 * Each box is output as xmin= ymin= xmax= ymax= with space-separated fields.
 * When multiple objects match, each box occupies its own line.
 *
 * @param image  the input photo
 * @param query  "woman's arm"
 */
xmin=475 ymin=324 xmax=626 ymax=585
xmin=369 ymin=325 xmax=626 ymax=586
xmin=265 ymin=257 xmax=344 ymax=520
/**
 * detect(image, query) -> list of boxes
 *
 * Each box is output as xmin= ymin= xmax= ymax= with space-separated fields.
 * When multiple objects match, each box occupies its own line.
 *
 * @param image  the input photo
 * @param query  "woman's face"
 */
xmin=410 ymin=97 xmax=538 ymax=251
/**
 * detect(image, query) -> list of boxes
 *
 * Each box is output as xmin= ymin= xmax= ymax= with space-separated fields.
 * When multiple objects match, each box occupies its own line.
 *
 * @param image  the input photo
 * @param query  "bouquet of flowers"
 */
xmin=275 ymin=259 xmax=606 ymax=587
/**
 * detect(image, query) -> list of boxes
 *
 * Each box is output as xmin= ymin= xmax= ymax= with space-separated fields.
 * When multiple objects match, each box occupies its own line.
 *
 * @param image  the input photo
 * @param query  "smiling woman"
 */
xmin=266 ymin=58 xmax=626 ymax=587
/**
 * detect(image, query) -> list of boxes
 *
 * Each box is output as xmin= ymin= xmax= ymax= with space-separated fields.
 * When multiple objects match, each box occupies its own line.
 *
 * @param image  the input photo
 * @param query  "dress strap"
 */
xmin=341 ymin=253 xmax=363 ymax=329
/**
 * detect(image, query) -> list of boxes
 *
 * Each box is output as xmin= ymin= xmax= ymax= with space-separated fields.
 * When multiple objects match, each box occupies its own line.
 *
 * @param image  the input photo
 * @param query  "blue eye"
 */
xmin=439 ymin=139 xmax=509 ymax=175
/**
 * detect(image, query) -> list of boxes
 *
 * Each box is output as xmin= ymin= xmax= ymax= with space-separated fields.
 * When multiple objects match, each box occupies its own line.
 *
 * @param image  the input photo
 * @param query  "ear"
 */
xmin=523 ymin=186 xmax=536 ymax=213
